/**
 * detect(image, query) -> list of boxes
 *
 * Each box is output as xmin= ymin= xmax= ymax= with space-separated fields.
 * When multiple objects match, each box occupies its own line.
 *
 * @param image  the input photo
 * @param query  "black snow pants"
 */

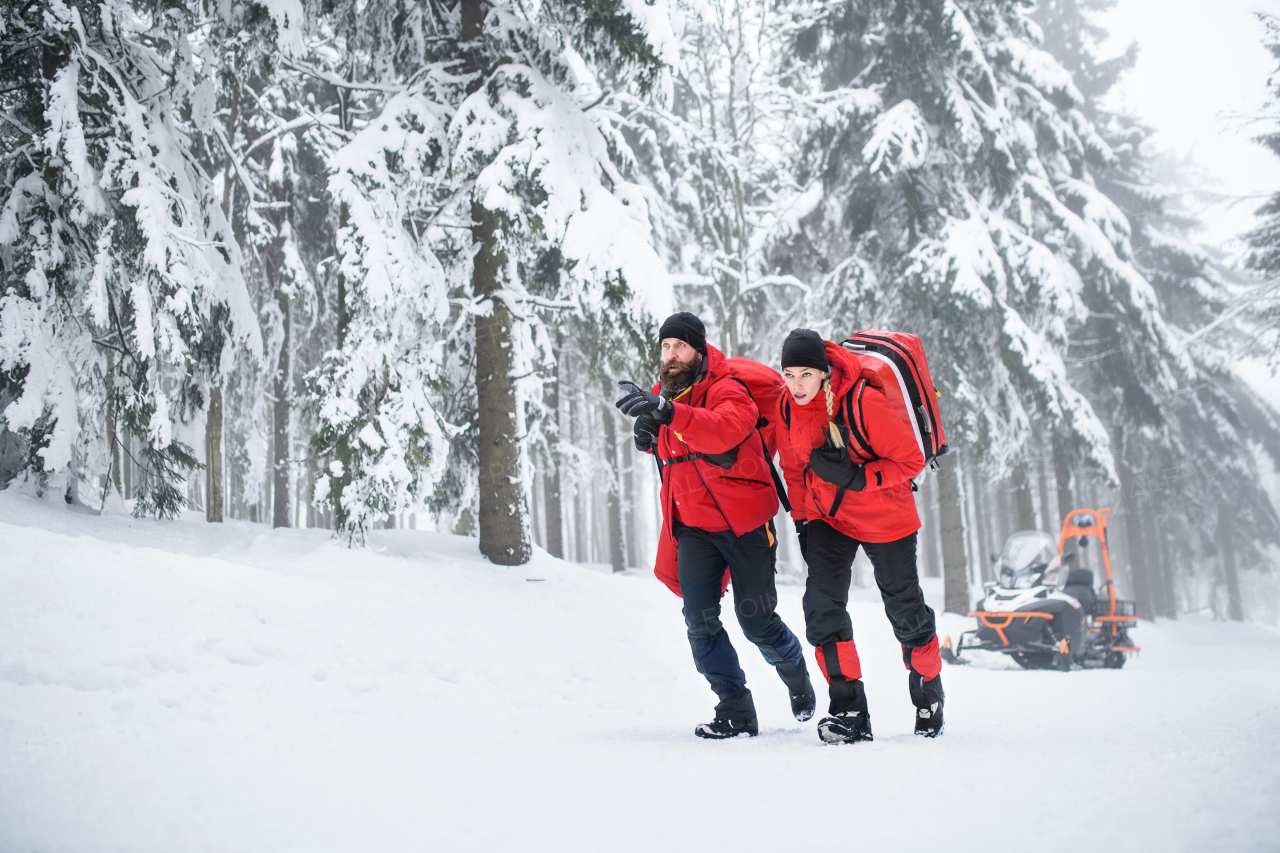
xmin=802 ymin=521 xmax=937 ymax=712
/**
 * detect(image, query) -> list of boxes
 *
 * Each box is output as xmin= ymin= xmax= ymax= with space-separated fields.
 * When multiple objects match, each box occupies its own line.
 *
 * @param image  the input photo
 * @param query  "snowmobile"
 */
xmin=940 ymin=508 xmax=1139 ymax=670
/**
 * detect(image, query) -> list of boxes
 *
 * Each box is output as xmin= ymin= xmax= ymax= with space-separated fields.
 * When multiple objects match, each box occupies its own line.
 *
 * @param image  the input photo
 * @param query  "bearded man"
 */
xmin=615 ymin=312 xmax=814 ymax=738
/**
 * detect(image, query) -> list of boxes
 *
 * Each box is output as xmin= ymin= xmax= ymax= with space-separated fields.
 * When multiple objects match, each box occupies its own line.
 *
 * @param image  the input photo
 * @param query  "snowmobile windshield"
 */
xmin=997 ymin=531 xmax=1063 ymax=589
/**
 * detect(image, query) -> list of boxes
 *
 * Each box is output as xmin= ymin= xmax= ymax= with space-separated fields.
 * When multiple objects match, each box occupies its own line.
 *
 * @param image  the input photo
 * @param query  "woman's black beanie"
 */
xmin=658 ymin=312 xmax=707 ymax=355
xmin=780 ymin=328 xmax=829 ymax=372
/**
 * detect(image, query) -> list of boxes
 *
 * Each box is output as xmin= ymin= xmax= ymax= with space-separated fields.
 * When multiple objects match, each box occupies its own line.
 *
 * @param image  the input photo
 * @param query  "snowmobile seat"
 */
xmin=1063 ymin=568 xmax=1096 ymax=613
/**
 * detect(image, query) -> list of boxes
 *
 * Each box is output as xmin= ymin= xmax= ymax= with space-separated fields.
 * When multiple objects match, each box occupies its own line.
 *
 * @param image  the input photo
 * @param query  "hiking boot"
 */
xmin=909 ymin=671 xmax=944 ymax=738
xmin=776 ymin=657 xmax=816 ymax=722
xmin=817 ymin=711 xmax=873 ymax=744
xmin=695 ymin=689 xmax=758 ymax=739
xmin=818 ymin=677 xmax=872 ymax=743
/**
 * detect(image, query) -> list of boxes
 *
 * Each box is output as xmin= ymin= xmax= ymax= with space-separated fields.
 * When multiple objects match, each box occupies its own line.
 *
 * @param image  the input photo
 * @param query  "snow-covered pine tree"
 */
xmin=456 ymin=1 xmax=673 ymax=564
xmin=1243 ymin=13 xmax=1280 ymax=358
xmin=780 ymin=0 xmax=1118 ymax=475
xmin=296 ymin=0 xmax=459 ymax=539
xmin=765 ymin=0 xmax=1120 ymax=610
xmin=186 ymin=0 xmax=339 ymax=528
xmin=618 ymin=0 xmax=810 ymax=362
xmin=1037 ymin=0 xmax=1280 ymax=620
xmin=1247 ymin=14 xmax=1280 ymax=270
xmin=0 ymin=0 xmax=258 ymax=516
xmin=302 ymin=1 xmax=672 ymax=555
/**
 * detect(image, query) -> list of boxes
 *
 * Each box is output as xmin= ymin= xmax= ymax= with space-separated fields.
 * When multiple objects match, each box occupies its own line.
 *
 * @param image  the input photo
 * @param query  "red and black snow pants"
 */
xmin=801 ymin=521 xmax=940 ymax=714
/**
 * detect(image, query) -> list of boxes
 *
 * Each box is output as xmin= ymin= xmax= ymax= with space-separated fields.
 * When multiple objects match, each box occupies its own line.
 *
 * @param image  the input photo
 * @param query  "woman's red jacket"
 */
xmin=777 ymin=341 xmax=924 ymax=543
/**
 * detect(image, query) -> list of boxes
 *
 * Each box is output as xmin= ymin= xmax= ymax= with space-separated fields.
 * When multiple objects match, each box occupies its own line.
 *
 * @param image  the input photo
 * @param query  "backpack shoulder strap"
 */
xmin=843 ymin=380 xmax=878 ymax=462
xmin=726 ymin=376 xmax=791 ymax=513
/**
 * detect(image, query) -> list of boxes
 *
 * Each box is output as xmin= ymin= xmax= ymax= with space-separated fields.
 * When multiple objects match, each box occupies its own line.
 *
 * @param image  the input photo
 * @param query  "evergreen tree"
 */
xmin=1241 ymin=14 xmax=1280 ymax=364
xmin=1245 ymin=13 xmax=1280 ymax=284
xmin=771 ymin=0 xmax=1117 ymax=480
xmin=303 ymin=0 xmax=672 ymax=551
xmin=1038 ymin=0 xmax=1280 ymax=620
xmin=0 ymin=0 xmax=259 ymax=516
xmin=620 ymin=0 xmax=810 ymax=362
xmin=187 ymin=0 xmax=340 ymax=526
xmin=761 ymin=0 xmax=1128 ymax=609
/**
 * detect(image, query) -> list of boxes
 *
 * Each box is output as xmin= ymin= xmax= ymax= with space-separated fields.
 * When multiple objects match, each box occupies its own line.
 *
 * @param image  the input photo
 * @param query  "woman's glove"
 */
xmin=807 ymin=442 xmax=867 ymax=492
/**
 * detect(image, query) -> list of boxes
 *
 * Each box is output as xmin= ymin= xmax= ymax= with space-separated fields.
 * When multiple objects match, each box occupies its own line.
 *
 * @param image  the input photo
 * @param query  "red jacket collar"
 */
xmin=701 ymin=344 xmax=729 ymax=382
xmin=825 ymin=340 xmax=861 ymax=397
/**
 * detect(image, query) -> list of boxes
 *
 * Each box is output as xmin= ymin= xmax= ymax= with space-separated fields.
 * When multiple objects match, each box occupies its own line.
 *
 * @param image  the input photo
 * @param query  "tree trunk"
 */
xmin=306 ymin=466 xmax=316 ymax=529
xmin=210 ymin=84 xmax=235 ymax=521
xmin=1012 ymin=464 xmax=1035 ymax=532
xmin=330 ymin=203 xmax=353 ymax=531
xmin=463 ymin=1 xmax=528 ymax=564
xmin=922 ymin=473 xmax=940 ymax=578
xmin=603 ymin=405 xmax=625 ymax=573
xmin=123 ymin=428 xmax=132 ymax=499
xmin=461 ymin=0 xmax=485 ymax=40
xmin=1218 ymin=506 xmax=1244 ymax=621
xmin=473 ymin=199 xmax=531 ymax=565
xmin=623 ymin=453 xmax=638 ymax=569
xmin=543 ymin=342 xmax=564 ymax=559
xmin=206 ymin=386 xmax=223 ymax=523
xmin=937 ymin=451 xmax=969 ymax=615
xmin=272 ymin=286 xmax=291 ymax=529
xmin=1159 ymin=517 xmax=1177 ymax=619
xmin=105 ymin=351 xmax=122 ymax=496
xmin=972 ymin=465 xmax=992 ymax=581
xmin=1116 ymin=448 xmax=1155 ymax=620
xmin=1142 ymin=503 xmax=1167 ymax=618
xmin=995 ymin=477 xmax=1011 ymax=555
xmin=1051 ymin=428 xmax=1074 ymax=526
xmin=1036 ymin=454 xmax=1053 ymax=533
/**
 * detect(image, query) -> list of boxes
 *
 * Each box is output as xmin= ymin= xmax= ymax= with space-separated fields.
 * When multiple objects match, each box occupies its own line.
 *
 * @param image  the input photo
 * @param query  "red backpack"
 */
xmin=723 ymin=357 xmax=786 ymax=457
xmin=715 ymin=357 xmax=791 ymax=511
xmin=842 ymin=330 xmax=948 ymax=465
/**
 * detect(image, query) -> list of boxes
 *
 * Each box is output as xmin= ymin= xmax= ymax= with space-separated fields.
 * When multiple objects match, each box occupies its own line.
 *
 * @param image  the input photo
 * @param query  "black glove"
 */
xmin=633 ymin=413 xmax=660 ymax=452
xmin=807 ymin=442 xmax=866 ymax=491
xmin=615 ymin=380 xmax=674 ymax=424
xmin=794 ymin=519 xmax=810 ymax=564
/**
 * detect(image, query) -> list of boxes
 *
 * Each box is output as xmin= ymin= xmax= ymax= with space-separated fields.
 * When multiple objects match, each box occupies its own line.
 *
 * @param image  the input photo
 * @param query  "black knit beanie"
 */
xmin=658 ymin=312 xmax=707 ymax=355
xmin=780 ymin=328 xmax=829 ymax=372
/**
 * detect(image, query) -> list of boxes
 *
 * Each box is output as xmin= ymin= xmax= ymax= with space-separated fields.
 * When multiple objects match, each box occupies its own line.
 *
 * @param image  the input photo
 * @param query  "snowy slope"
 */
xmin=1 ymin=491 xmax=1277 ymax=852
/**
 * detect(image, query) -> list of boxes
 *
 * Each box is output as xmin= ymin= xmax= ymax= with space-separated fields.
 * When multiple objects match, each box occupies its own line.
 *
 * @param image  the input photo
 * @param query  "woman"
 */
xmin=776 ymin=328 xmax=944 ymax=743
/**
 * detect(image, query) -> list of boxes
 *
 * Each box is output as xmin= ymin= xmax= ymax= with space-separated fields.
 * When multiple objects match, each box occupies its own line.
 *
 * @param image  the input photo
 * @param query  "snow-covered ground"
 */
xmin=1 ymin=491 xmax=1277 ymax=852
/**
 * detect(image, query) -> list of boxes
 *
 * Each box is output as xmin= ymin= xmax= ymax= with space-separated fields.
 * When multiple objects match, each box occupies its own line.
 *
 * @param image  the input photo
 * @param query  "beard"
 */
xmin=660 ymin=352 xmax=703 ymax=397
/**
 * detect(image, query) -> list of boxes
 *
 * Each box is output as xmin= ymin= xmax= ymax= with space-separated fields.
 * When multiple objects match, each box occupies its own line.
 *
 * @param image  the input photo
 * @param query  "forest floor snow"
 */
xmin=1 ymin=490 xmax=1278 ymax=852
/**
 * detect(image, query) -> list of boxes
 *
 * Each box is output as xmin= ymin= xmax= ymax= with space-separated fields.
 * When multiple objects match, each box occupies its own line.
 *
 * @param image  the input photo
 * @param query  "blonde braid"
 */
xmin=822 ymin=375 xmax=844 ymax=448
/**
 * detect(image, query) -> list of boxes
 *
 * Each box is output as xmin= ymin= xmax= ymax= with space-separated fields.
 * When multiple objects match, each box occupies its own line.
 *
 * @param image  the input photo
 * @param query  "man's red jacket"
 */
xmin=648 ymin=345 xmax=779 ymax=595
xmin=777 ymin=341 xmax=924 ymax=543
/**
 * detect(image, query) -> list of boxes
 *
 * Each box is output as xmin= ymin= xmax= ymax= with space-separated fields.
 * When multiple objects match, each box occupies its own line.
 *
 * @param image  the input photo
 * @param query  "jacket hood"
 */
xmin=702 ymin=343 xmax=729 ymax=381
xmin=825 ymin=340 xmax=862 ymax=397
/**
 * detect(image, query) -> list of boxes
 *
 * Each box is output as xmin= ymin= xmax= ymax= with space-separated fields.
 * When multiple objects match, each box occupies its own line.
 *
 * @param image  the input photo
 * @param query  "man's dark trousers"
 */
xmin=676 ymin=520 xmax=805 ymax=700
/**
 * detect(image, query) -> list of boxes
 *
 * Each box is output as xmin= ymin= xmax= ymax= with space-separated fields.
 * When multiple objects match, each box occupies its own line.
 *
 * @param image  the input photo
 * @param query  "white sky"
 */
xmin=1100 ymin=0 xmax=1280 ymax=250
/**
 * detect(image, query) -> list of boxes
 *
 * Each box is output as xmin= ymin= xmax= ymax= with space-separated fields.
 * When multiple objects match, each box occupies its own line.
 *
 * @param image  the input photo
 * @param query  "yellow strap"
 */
xmin=669 ymin=384 xmax=692 ymax=443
